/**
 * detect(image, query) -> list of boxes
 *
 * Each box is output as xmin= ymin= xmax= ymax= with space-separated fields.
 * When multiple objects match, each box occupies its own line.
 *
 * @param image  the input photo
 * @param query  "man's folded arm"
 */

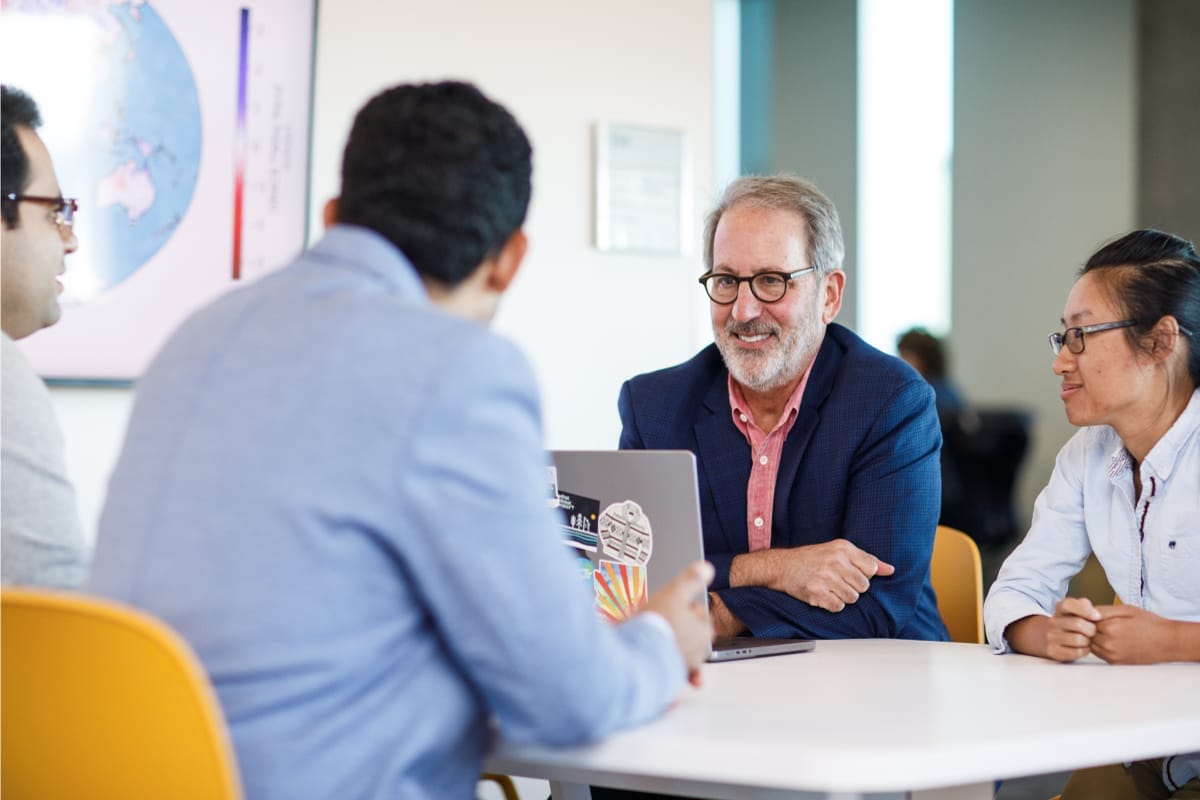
xmin=715 ymin=379 xmax=942 ymax=639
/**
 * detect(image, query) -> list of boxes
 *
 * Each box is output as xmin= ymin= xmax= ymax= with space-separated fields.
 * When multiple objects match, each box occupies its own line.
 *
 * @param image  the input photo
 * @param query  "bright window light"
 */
xmin=856 ymin=0 xmax=954 ymax=350
xmin=712 ymin=0 xmax=741 ymax=194
xmin=1 ymin=14 xmax=110 ymax=305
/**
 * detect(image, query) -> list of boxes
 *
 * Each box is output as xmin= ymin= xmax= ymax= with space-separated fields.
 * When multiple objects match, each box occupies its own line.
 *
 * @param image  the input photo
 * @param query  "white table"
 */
xmin=486 ymin=639 xmax=1200 ymax=800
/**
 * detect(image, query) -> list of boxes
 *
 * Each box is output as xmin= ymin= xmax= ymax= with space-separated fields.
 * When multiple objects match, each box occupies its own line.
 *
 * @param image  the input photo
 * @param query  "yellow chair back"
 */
xmin=1 ymin=588 xmax=243 ymax=799
xmin=480 ymin=772 xmax=522 ymax=799
xmin=930 ymin=525 xmax=985 ymax=644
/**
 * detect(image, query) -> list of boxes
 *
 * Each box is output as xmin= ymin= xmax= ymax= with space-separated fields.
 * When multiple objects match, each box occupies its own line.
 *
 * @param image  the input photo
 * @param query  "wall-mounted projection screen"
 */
xmin=1 ymin=1 xmax=317 ymax=382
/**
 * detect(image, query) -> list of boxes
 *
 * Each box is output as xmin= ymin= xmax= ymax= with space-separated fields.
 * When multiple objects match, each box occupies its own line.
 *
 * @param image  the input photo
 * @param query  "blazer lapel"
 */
xmin=773 ymin=333 xmax=843 ymax=535
xmin=694 ymin=372 xmax=750 ymax=552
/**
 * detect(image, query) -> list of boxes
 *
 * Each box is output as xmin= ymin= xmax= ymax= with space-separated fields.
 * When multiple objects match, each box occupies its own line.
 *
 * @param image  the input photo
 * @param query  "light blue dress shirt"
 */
xmin=89 ymin=226 xmax=685 ymax=800
xmin=985 ymin=388 xmax=1200 ymax=789
xmin=985 ymin=387 xmax=1200 ymax=649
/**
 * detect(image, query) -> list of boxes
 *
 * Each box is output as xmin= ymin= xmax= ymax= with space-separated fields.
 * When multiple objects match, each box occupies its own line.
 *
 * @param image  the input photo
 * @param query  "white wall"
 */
xmin=308 ymin=0 xmax=716 ymax=451
xmin=49 ymin=387 xmax=133 ymax=544
xmin=953 ymin=0 xmax=1137 ymax=525
xmin=49 ymin=1 xmax=715 ymax=543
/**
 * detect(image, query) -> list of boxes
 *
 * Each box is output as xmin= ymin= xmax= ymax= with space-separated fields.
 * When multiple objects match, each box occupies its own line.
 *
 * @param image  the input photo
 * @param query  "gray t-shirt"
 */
xmin=1 ymin=332 xmax=89 ymax=587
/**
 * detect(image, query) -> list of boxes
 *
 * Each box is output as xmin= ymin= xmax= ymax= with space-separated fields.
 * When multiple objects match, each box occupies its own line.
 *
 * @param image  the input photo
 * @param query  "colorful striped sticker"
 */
xmin=594 ymin=560 xmax=647 ymax=623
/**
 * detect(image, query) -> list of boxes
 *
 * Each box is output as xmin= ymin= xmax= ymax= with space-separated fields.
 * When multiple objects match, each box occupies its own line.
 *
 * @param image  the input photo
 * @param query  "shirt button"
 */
xmin=753 ymin=517 xmax=764 ymax=528
xmin=759 ymin=454 xmax=768 ymax=465
xmin=739 ymin=414 xmax=748 ymax=423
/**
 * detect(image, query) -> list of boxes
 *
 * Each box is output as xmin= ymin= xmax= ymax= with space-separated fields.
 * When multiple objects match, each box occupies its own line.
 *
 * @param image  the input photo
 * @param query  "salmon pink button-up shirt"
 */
xmin=727 ymin=362 xmax=815 ymax=552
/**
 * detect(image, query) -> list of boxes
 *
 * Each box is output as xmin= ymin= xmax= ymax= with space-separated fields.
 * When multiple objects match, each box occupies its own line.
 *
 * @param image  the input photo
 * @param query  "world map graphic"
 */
xmin=3 ymin=0 xmax=202 ymax=302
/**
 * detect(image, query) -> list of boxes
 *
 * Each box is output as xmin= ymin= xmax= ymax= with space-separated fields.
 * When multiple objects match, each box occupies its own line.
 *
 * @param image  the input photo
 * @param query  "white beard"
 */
xmin=715 ymin=319 xmax=814 ymax=393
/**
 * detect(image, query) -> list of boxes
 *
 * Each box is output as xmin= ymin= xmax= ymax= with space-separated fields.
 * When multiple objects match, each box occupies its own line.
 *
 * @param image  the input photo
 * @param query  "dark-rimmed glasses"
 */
xmin=1048 ymin=320 xmax=1140 ymax=356
xmin=3 ymin=193 xmax=79 ymax=230
xmin=698 ymin=267 xmax=815 ymax=305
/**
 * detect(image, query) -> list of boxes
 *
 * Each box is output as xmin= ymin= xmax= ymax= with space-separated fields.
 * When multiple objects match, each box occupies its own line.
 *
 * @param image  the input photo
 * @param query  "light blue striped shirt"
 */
xmin=90 ymin=225 xmax=684 ymax=800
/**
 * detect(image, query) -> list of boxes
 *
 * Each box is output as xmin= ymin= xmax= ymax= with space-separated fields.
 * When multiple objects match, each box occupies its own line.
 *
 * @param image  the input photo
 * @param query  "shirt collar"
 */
xmin=727 ymin=359 xmax=815 ymax=436
xmin=1104 ymin=388 xmax=1200 ymax=481
xmin=308 ymin=224 xmax=427 ymax=300
xmin=1141 ymin=387 xmax=1200 ymax=481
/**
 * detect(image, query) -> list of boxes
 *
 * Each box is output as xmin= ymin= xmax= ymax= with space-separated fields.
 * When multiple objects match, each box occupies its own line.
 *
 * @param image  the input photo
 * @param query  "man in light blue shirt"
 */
xmin=89 ymin=81 xmax=713 ymax=800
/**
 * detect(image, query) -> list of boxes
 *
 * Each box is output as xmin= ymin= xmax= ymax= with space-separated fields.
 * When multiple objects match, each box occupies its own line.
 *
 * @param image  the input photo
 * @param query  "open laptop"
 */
xmin=549 ymin=449 xmax=814 ymax=662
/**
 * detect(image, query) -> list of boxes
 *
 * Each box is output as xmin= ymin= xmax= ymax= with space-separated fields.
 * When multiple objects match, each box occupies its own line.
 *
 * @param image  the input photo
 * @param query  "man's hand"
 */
xmin=707 ymin=591 xmax=746 ymax=638
xmin=642 ymin=561 xmax=715 ymax=686
xmin=731 ymin=540 xmax=894 ymax=612
xmin=1090 ymin=605 xmax=1180 ymax=665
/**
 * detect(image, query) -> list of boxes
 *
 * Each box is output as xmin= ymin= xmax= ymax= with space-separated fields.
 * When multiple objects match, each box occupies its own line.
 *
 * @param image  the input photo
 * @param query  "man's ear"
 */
xmin=486 ymin=229 xmax=528 ymax=294
xmin=820 ymin=270 xmax=846 ymax=324
xmin=322 ymin=197 xmax=340 ymax=230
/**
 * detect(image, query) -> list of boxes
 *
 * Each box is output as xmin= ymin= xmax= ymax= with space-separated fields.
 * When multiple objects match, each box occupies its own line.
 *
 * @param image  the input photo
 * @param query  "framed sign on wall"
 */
xmin=593 ymin=122 xmax=690 ymax=257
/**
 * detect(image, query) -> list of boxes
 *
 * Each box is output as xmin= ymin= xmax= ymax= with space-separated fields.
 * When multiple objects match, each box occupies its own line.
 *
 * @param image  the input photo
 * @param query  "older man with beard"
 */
xmin=617 ymin=175 xmax=948 ymax=643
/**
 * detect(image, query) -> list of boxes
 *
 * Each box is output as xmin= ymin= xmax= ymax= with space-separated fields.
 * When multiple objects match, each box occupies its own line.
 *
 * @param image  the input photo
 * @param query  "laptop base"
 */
xmin=707 ymin=636 xmax=815 ymax=662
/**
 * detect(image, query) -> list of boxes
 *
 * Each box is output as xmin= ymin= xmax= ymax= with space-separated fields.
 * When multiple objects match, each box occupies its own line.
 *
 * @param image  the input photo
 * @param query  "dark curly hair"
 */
xmin=338 ymin=81 xmax=532 ymax=287
xmin=1 ymin=85 xmax=43 ymax=228
xmin=1082 ymin=229 xmax=1200 ymax=385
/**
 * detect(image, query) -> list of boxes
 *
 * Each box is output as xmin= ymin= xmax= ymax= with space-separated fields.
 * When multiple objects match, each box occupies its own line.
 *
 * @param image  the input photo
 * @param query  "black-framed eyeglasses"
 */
xmin=698 ymin=267 xmax=815 ymax=305
xmin=1048 ymin=320 xmax=1140 ymax=355
xmin=3 ymin=193 xmax=79 ymax=229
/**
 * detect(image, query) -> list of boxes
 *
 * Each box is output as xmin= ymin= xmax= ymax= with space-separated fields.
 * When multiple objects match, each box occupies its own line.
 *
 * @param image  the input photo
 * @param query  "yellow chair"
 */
xmin=930 ymin=525 xmax=985 ymax=644
xmin=479 ymin=771 xmax=521 ymax=799
xmin=1 ymin=588 xmax=243 ymax=799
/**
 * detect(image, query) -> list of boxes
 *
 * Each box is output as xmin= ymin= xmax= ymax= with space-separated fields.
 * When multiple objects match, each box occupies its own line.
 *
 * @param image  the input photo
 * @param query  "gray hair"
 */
xmin=702 ymin=175 xmax=845 ymax=276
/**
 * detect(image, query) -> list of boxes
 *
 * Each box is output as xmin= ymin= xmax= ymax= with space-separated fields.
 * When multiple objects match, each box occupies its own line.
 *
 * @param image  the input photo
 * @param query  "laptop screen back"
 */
xmin=549 ymin=450 xmax=706 ymax=617
xmin=549 ymin=449 xmax=814 ymax=661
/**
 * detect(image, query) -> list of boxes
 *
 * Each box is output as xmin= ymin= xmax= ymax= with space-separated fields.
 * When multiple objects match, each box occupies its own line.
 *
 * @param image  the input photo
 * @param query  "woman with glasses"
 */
xmin=984 ymin=229 xmax=1200 ymax=799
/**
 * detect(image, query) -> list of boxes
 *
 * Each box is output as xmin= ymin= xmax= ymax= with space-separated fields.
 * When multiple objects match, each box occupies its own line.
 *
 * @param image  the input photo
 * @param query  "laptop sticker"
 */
xmin=594 ymin=560 xmax=647 ymax=623
xmin=598 ymin=500 xmax=653 ymax=566
xmin=557 ymin=490 xmax=600 ymax=552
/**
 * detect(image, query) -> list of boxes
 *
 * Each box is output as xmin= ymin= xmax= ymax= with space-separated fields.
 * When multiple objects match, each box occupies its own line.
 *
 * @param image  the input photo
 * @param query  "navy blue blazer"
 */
xmin=618 ymin=323 xmax=949 ymax=641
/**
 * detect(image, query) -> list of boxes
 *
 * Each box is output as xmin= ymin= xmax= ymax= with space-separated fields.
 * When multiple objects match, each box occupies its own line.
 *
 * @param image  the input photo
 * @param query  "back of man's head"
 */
xmin=1 ymin=85 xmax=43 ymax=229
xmin=337 ymin=81 xmax=532 ymax=287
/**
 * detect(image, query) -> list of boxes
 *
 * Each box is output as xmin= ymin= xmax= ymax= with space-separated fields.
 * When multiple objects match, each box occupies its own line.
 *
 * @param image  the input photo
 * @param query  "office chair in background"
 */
xmin=1 ymin=588 xmax=244 ymax=799
xmin=940 ymin=408 xmax=1033 ymax=547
